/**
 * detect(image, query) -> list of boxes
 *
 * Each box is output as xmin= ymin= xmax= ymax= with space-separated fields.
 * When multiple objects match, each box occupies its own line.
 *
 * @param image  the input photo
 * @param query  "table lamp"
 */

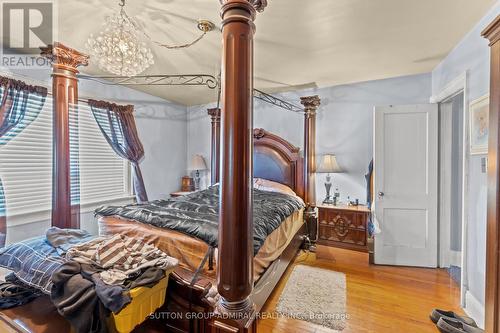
xmin=316 ymin=154 xmax=343 ymax=204
xmin=189 ymin=154 xmax=208 ymax=190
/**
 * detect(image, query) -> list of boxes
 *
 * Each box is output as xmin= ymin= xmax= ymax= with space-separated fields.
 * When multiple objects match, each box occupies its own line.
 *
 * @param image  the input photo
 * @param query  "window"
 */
xmin=0 ymin=97 xmax=132 ymax=226
xmin=75 ymin=103 xmax=132 ymax=206
xmin=0 ymin=99 xmax=53 ymax=219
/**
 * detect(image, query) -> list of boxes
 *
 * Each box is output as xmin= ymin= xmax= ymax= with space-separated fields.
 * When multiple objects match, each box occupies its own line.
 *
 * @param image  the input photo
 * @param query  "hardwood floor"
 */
xmin=258 ymin=246 xmax=462 ymax=333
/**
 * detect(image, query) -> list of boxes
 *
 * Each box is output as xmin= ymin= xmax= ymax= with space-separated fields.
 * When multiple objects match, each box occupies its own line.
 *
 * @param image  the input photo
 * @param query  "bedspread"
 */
xmin=95 ymin=185 xmax=305 ymax=255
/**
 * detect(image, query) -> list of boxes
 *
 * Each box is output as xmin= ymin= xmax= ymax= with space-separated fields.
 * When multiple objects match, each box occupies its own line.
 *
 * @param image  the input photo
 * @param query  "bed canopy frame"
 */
xmin=78 ymin=74 xmax=305 ymax=113
xmin=13 ymin=1 xmax=320 ymax=332
xmin=79 ymin=73 xmax=221 ymax=89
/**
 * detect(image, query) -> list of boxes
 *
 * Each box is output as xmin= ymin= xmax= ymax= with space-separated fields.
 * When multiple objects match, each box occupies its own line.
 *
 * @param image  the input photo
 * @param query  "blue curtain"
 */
xmin=365 ymin=159 xmax=375 ymax=236
xmin=88 ymin=99 xmax=148 ymax=203
xmin=0 ymin=178 xmax=5 ymax=247
xmin=0 ymin=77 xmax=47 ymax=247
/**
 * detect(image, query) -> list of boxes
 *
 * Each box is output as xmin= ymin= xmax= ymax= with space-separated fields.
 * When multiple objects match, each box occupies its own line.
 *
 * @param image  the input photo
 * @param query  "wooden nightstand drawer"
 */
xmin=317 ymin=204 xmax=370 ymax=252
xmin=319 ymin=224 xmax=366 ymax=246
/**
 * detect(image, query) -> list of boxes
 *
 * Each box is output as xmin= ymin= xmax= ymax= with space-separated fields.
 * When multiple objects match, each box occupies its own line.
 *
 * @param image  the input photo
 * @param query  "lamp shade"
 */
xmin=316 ymin=154 xmax=343 ymax=173
xmin=188 ymin=154 xmax=208 ymax=171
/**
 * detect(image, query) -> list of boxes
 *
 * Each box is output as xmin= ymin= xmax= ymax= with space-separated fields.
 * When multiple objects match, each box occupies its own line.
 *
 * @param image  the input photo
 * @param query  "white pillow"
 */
xmin=253 ymin=178 xmax=296 ymax=196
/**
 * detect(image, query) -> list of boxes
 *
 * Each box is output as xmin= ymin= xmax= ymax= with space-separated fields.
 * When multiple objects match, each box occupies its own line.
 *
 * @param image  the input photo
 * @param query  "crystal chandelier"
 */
xmin=86 ymin=0 xmax=214 ymax=77
xmin=86 ymin=0 xmax=154 ymax=76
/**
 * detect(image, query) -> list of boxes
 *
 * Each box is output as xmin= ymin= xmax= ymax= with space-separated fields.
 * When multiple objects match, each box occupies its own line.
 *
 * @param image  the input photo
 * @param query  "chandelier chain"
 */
xmin=149 ymin=31 xmax=207 ymax=50
xmin=120 ymin=3 xmax=213 ymax=50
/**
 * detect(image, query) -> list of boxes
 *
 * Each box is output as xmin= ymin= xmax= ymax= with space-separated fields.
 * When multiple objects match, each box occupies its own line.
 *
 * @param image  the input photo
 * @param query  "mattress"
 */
xmin=98 ymin=208 xmax=304 ymax=282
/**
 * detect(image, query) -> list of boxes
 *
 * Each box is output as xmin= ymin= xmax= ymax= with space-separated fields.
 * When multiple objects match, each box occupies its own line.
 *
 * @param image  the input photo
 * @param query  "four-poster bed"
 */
xmin=96 ymin=125 xmax=313 ymax=332
xmin=95 ymin=94 xmax=320 ymax=332
xmin=0 ymin=1 xmax=322 ymax=332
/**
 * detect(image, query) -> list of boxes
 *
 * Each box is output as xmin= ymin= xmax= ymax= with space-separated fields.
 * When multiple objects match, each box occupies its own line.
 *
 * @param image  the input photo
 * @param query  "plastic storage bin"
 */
xmin=110 ymin=269 xmax=173 ymax=333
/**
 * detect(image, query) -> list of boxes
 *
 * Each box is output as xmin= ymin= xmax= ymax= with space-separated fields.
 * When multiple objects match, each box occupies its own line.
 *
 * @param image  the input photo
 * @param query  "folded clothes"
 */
xmin=46 ymin=227 xmax=96 ymax=255
xmin=0 ymin=227 xmax=177 ymax=333
xmin=51 ymin=261 xmax=111 ymax=333
xmin=52 ymin=234 xmax=178 ymax=333
xmin=0 ymin=273 xmax=42 ymax=309
xmin=79 ymin=263 xmax=131 ymax=313
xmin=66 ymin=233 xmax=178 ymax=285
xmin=126 ymin=267 xmax=165 ymax=289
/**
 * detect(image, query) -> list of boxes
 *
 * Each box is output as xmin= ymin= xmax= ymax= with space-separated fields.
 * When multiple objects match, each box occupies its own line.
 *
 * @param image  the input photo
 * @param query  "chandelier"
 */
xmin=86 ymin=0 xmax=214 ymax=77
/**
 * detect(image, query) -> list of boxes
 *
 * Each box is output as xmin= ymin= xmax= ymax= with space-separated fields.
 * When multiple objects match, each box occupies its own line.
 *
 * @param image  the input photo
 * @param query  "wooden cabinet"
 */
xmin=317 ymin=204 xmax=370 ymax=252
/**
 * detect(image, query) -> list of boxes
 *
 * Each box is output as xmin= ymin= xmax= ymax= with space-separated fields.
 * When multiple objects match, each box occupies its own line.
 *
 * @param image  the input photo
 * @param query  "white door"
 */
xmin=374 ymin=104 xmax=438 ymax=267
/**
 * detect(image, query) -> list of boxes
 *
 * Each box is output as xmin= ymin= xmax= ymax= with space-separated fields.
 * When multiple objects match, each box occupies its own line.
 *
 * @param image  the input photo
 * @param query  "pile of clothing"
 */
xmin=0 ymin=227 xmax=179 ymax=333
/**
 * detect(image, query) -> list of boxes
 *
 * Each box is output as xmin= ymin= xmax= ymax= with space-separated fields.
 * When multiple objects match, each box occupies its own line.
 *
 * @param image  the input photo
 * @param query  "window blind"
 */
xmin=0 ymin=98 xmax=53 ymax=217
xmin=0 ymin=98 xmax=131 ymax=223
xmin=74 ymin=103 xmax=131 ymax=205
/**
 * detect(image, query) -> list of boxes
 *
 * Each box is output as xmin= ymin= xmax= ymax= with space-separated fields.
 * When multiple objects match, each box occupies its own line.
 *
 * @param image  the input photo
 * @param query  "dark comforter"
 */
xmin=95 ymin=185 xmax=304 ymax=255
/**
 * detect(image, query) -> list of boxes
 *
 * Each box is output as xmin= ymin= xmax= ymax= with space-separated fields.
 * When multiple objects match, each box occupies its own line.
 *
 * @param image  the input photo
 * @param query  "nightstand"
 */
xmin=170 ymin=191 xmax=194 ymax=198
xmin=316 ymin=204 xmax=370 ymax=252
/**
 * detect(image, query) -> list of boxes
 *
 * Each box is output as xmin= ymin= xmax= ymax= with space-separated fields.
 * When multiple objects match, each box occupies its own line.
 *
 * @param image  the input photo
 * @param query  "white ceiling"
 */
xmin=57 ymin=0 xmax=496 ymax=106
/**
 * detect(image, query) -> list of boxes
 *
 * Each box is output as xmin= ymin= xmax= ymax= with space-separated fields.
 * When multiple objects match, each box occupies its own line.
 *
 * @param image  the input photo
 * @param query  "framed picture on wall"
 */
xmin=469 ymin=94 xmax=489 ymax=155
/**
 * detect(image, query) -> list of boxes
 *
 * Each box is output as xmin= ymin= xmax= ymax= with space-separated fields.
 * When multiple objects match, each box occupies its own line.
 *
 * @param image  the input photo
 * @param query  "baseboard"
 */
xmin=464 ymin=290 xmax=485 ymax=329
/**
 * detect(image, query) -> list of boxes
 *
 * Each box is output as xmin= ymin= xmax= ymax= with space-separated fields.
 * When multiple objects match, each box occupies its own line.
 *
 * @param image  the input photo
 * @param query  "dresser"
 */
xmin=317 ymin=204 xmax=370 ymax=252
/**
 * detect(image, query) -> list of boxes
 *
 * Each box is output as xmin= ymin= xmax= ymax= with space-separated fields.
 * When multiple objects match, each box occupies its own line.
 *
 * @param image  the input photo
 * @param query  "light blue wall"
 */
xmin=187 ymin=72 xmax=431 ymax=205
xmin=431 ymin=0 xmax=500 ymax=308
xmin=312 ymin=74 xmax=432 ymax=203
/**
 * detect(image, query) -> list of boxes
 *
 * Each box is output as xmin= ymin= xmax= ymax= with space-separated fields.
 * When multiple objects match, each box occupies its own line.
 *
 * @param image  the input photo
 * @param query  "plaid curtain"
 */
xmin=0 ymin=76 xmax=47 ymax=247
xmin=88 ymin=99 xmax=148 ymax=203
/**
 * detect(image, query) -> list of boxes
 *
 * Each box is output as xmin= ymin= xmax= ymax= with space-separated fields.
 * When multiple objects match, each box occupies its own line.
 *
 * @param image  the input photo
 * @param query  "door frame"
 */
xmin=430 ymin=71 xmax=469 ymax=307
xmin=482 ymin=16 xmax=500 ymax=333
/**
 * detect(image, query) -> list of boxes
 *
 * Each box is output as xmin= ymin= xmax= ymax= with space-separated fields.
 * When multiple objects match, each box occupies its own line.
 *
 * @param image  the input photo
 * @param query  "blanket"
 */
xmin=95 ymin=185 xmax=305 ymax=255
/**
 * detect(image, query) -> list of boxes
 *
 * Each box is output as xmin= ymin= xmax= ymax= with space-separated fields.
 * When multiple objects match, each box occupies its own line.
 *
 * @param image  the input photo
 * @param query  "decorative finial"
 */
xmin=40 ymin=42 xmax=89 ymax=70
xmin=219 ymin=0 xmax=267 ymax=12
xmin=300 ymin=95 xmax=321 ymax=112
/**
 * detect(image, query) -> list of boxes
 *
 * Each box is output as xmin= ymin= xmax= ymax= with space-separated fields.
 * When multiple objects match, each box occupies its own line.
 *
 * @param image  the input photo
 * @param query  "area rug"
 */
xmin=275 ymin=265 xmax=347 ymax=331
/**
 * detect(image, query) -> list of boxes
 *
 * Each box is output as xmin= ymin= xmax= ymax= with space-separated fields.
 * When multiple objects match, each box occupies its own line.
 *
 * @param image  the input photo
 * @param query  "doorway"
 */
xmin=438 ymin=91 xmax=468 ymax=306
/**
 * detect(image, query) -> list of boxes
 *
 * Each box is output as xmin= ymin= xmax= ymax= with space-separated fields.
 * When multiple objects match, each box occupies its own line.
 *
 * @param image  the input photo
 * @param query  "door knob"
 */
xmin=378 ymin=191 xmax=385 ymax=197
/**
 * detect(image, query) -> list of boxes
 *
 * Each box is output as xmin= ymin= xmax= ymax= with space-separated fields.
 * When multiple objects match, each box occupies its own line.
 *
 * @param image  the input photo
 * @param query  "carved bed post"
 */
xmin=215 ymin=0 xmax=266 ymax=331
xmin=482 ymin=15 xmax=500 ymax=333
xmin=41 ymin=42 xmax=89 ymax=229
xmin=208 ymin=107 xmax=221 ymax=184
xmin=301 ymin=96 xmax=320 ymax=206
xmin=301 ymin=96 xmax=320 ymax=242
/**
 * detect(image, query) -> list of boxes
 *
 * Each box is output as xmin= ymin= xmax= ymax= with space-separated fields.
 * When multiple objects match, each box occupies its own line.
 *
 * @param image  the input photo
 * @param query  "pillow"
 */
xmin=0 ymin=228 xmax=96 ymax=294
xmin=253 ymin=178 xmax=297 ymax=196
xmin=0 ymin=236 xmax=66 ymax=294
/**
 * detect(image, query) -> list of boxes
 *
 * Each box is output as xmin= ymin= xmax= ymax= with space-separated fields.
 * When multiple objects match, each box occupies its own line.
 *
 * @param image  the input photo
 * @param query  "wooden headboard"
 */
xmin=252 ymin=128 xmax=305 ymax=199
